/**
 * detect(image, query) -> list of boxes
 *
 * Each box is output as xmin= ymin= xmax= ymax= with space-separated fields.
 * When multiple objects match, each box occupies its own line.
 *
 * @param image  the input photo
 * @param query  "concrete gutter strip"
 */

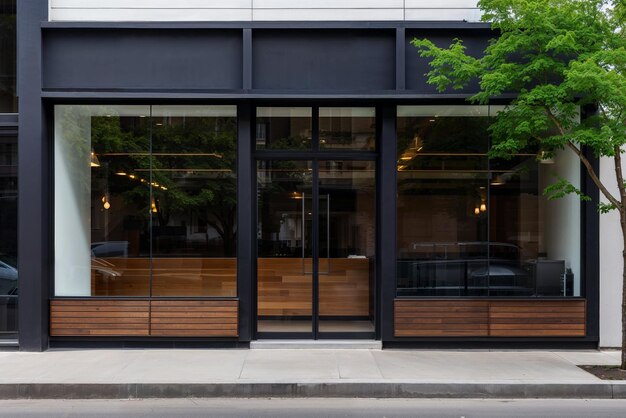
xmin=0 ymin=383 xmax=625 ymax=400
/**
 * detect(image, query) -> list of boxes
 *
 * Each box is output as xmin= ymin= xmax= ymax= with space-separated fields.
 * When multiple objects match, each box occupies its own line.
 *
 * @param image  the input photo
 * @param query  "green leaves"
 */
xmin=412 ymin=0 xmax=626 ymax=212
xmin=544 ymin=178 xmax=591 ymax=201
xmin=411 ymin=38 xmax=481 ymax=93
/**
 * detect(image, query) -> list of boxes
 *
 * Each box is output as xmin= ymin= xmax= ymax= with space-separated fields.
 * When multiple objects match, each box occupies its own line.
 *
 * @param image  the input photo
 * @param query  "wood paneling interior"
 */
xmin=50 ymin=300 xmax=150 ymax=336
xmin=395 ymin=299 xmax=489 ymax=337
xmin=150 ymin=300 xmax=238 ymax=337
xmin=50 ymin=299 xmax=238 ymax=338
xmin=151 ymin=258 xmax=237 ymax=297
xmin=92 ymin=258 xmax=237 ymax=297
xmin=394 ymin=299 xmax=586 ymax=338
xmin=257 ymin=258 xmax=371 ymax=317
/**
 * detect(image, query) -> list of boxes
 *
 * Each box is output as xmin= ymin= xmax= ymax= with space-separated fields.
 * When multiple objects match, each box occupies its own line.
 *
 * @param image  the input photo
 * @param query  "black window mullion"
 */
xmin=312 ymin=159 xmax=320 ymax=339
xmin=312 ymin=107 xmax=320 ymax=152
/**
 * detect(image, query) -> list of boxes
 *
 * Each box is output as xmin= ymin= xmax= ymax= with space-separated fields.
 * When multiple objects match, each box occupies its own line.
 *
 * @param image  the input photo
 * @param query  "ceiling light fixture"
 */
xmin=90 ymin=151 xmax=100 ymax=167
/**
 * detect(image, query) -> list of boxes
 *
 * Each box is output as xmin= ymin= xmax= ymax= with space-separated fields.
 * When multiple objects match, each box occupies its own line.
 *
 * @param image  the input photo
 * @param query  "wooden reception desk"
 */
xmin=90 ymin=257 xmax=372 ymax=318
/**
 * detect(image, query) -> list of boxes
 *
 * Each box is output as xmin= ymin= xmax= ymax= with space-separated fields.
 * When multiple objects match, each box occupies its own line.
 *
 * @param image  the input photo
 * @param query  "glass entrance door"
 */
xmin=256 ymin=160 xmax=376 ymax=338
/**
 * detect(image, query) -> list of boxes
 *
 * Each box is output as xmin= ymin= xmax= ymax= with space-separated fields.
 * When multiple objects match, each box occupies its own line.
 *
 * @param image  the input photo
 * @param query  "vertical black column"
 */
xmin=243 ymin=29 xmax=252 ymax=91
xmin=582 ymin=106 xmax=600 ymax=341
xmin=237 ymin=102 xmax=253 ymax=342
xmin=378 ymin=105 xmax=397 ymax=342
xmin=395 ymin=28 xmax=406 ymax=91
xmin=17 ymin=0 xmax=49 ymax=351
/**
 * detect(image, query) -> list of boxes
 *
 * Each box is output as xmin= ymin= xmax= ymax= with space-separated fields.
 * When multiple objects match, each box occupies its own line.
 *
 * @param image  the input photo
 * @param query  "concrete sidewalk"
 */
xmin=0 ymin=347 xmax=624 ymax=399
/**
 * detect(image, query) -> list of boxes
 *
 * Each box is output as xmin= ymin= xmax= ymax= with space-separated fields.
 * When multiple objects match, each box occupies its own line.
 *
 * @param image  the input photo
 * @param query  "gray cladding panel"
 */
xmin=43 ymin=29 xmax=243 ymax=91
xmin=252 ymin=30 xmax=395 ymax=91
xmin=405 ymin=29 xmax=492 ymax=93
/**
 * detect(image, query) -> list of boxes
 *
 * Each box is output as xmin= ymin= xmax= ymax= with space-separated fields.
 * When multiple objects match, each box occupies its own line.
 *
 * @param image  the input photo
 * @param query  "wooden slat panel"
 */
xmin=394 ymin=300 xmax=489 ymax=337
xmin=51 ymin=299 xmax=239 ymax=338
xmin=150 ymin=300 xmax=238 ymax=337
xmin=394 ymin=299 xmax=587 ymax=338
xmin=50 ymin=300 xmax=150 ymax=337
xmin=489 ymin=300 xmax=586 ymax=337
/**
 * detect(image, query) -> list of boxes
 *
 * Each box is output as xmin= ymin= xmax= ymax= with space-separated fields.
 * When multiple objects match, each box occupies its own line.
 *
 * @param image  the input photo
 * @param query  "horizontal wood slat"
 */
xmin=50 ymin=300 xmax=150 ymax=337
xmin=150 ymin=300 xmax=238 ymax=337
xmin=489 ymin=300 xmax=586 ymax=337
xmin=394 ymin=299 xmax=586 ymax=338
xmin=50 ymin=299 xmax=239 ymax=338
xmin=395 ymin=300 xmax=489 ymax=337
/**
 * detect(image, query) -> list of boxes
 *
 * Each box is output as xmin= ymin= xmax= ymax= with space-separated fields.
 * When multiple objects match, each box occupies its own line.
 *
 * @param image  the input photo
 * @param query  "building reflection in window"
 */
xmin=0 ymin=1 xmax=16 ymax=113
xmin=0 ymin=135 xmax=17 ymax=338
xmin=54 ymin=105 xmax=237 ymax=297
xmin=396 ymin=106 xmax=581 ymax=298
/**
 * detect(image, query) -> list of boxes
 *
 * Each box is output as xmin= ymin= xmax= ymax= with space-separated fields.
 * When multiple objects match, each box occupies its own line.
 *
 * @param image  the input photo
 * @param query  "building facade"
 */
xmin=1 ymin=0 xmax=611 ymax=351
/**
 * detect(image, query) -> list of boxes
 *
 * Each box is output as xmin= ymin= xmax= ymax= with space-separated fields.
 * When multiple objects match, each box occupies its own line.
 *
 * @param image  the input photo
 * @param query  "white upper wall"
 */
xmin=48 ymin=0 xmax=482 ymax=22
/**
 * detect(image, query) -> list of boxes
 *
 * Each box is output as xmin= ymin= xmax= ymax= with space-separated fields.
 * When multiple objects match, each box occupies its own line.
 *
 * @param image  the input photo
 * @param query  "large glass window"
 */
xmin=397 ymin=106 xmax=581 ymax=298
xmin=54 ymin=105 xmax=237 ymax=297
xmin=0 ymin=1 xmax=16 ymax=113
xmin=0 ymin=135 xmax=16 ymax=338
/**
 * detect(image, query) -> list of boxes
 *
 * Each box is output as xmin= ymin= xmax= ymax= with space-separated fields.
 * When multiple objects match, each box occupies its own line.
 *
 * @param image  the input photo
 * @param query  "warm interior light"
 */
xmin=400 ymin=156 xmax=413 ymax=161
xmin=128 ymin=174 xmax=136 ymax=179
xmin=474 ymin=207 xmax=480 ymax=215
xmin=115 ymin=172 xmax=126 ymax=176
xmin=90 ymin=151 xmax=100 ymax=167
xmin=491 ymin=175 xmax=505 ymax=186
xmin=539 ymin=150 xmax=555 ymax=164
xmin=480 ymin=203 xmax=487 ymax=212
xmin=102 ymin=194 xmax=111 ymax=210
xmin=151 ymin=198 xmax=158 ymax=213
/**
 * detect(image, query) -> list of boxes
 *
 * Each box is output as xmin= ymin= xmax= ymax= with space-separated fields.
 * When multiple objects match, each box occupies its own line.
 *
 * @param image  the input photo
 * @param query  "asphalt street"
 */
xmin=1 ymin=398 xmax=626 ymax=418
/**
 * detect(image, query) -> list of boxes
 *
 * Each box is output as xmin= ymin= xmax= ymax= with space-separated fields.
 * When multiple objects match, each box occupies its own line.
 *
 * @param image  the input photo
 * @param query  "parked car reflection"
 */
xmin=0 ymin=259 xmax=17 ymax=296
xmin=397 ymin=242 xmax=551 ymax=297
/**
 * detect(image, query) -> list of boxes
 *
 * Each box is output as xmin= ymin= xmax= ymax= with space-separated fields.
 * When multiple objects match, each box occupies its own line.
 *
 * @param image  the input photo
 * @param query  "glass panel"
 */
xmin=0 ymin=1 xmax=16 ymax=113
xmin=151 ymin=106 xmax=237 ymax=297
xmin=318 ymin=161 xmax=375 ymax=333
xmin=55 ymin=105 xmax=151 ymax=296
xmin=319 ymin=107 xmax=376 ymax=151
xmin=397 ymin=108 xmax=489 ymax=297
xmin=0 ymin=135 xmax=16 ymax=338
xmin=490 ymin=151 xmax=581 ymax=297
xmin=256 ymin=107 xmax=312 ymax=150
xmin=0 ymin=297 xmax=16 ymax=339
xmin=257 ymin=160 xmax=313 ymax=334
xmin=397 ymin=105 xmax=582 ymax=298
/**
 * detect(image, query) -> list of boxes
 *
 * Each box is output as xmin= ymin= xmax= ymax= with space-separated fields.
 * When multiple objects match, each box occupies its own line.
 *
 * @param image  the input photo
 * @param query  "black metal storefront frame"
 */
xmin=16 ymin=0 xmax=600 ymax=350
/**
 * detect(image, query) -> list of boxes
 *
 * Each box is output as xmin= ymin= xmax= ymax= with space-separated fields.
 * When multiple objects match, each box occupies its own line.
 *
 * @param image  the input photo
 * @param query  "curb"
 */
xmin=0 ymin=383 xmax=625 ymax=399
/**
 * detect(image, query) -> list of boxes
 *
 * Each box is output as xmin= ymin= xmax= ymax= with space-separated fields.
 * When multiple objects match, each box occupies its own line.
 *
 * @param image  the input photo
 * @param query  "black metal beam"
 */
xmin=41 ymin=21 xmax=492 ymax=30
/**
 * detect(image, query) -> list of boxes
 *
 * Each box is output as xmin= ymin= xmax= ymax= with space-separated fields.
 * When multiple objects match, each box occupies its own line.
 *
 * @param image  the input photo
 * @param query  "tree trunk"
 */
xmin=621 ymin=212 xmax=626 ymax=370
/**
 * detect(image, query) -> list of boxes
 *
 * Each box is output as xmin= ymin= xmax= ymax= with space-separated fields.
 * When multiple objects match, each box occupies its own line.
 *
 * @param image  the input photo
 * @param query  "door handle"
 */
xmin=301 ymin=193 xmax=331 ymax=275
xmin=302 ymin=192 xmax=311 ymax=274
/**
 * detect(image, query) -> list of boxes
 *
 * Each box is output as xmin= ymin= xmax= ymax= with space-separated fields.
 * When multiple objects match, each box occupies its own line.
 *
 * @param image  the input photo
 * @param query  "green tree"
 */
xmin=412 ymin=0 xmax=626 ymax=369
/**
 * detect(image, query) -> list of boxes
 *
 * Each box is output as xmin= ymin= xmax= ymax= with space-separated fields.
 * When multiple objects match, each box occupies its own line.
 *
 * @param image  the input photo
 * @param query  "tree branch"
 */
xmin=567 ymin=140 xmax=622 ymax=211
xmin=615 ymin=145 xmax=626 ymax=205
xmin=544 ymin=106 xmax=622 ymax=210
